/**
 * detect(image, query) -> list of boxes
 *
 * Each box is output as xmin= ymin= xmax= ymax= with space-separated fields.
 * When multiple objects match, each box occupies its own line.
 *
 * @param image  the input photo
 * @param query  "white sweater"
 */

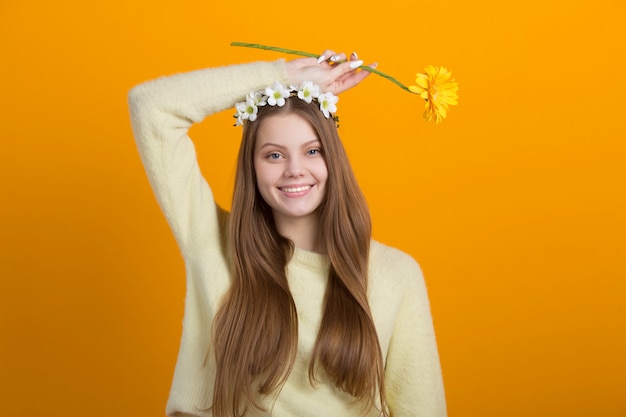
xmin=128 ymin=60 xmax=447 ymax=417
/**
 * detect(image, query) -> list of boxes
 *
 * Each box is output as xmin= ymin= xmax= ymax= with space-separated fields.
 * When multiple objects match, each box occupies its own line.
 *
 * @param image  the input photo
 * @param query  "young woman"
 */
xmin=128 ymin=49 xmax=446 ymax=417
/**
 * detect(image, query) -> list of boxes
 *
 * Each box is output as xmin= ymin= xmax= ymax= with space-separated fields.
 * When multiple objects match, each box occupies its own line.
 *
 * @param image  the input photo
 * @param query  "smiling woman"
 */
xmin=128 ymin=50 xmax=447 ymax=417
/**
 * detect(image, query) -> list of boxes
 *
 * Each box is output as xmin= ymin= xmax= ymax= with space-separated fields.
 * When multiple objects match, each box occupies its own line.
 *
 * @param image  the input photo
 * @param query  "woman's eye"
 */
xmin=307 ymin=148 xmax=321 ymax=156
xmin=267 ymin=153 xmax=281 ymax=159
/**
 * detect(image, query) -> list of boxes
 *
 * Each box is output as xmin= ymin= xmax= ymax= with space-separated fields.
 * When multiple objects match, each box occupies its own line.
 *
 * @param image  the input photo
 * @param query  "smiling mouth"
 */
xmin=280 ymin=185 xmax=312 ymax=193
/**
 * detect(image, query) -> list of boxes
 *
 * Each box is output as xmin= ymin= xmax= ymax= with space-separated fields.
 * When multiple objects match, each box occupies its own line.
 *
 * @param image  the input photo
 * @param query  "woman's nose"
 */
xmin=284 ymin=157 xmax=305 ymax=177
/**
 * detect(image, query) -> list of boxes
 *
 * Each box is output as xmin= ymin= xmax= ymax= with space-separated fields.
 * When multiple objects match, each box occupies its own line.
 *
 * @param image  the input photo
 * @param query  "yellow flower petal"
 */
xmin=414 ymin=65 xmax=459 ymax=123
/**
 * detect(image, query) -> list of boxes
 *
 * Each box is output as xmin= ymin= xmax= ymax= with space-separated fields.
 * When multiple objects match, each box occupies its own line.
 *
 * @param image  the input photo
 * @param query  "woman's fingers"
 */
xmin=317 ymin=50 xmax=347 ymax=65
xmin=287 ymin=49 xmax=376 ymax=94
xmin=333 ymin=51 xmax=362 ymax=83
xmin=330 ymin=60 xmax=379 ymax=94
xmin=317 ymin=49 xmax=337 ymax=63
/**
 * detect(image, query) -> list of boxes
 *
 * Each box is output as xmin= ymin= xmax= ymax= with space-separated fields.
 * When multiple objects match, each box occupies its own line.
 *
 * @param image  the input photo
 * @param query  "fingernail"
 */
xmin=317 ymin=55 xmax=326 ymax=64
xmin=330 ymin=54 xmax=342 ymax=62
xmin=370 ymin=62 xmax=378 ymax=69
xmin=349 ymin=60 xmax=363 ymax=69
xmin=351 ymin=52 xmax=358 ymax=59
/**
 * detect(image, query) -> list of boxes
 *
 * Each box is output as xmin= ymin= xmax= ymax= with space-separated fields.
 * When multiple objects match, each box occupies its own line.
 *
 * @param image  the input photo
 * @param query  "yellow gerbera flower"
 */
xmin=409 ymin=65 xmax=459 ymax=124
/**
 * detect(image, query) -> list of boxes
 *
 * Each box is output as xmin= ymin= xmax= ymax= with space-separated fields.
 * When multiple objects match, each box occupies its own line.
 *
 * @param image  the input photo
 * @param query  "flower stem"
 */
xmin=230 ymin=42 xmax=319 ymax=59
xmin=230 ymin=42 xmax=417 ymax=94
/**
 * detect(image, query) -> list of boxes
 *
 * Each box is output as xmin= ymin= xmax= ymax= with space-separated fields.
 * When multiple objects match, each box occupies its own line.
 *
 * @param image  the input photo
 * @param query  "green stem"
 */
xmin=230 ymin=42 xmax=417 ymax=94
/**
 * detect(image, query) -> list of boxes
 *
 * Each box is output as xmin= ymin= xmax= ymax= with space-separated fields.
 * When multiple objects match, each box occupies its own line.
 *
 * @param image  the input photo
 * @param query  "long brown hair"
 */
xmin=211 ymin=97 xmax=387 ymax=417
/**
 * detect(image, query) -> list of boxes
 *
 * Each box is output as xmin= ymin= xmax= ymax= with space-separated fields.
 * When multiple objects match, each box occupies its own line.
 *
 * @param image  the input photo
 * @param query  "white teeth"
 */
xmin=281 ymin=185 xmax=311 ymax=193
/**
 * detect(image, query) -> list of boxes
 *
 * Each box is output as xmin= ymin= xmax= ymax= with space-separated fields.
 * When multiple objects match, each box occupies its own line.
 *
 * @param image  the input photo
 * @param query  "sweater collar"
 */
xmin=290 ymin=247 xmax=330 ymax=272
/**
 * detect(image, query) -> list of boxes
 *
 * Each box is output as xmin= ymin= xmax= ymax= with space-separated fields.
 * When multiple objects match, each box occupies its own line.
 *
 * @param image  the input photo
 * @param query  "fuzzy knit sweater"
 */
xmin=128 ymin=60 xmax=447 ymax=417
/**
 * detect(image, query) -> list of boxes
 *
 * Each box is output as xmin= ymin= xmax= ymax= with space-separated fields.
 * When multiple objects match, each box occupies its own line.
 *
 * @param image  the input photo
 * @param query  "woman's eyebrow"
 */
xmin=258 ymin=139 xmax=320 ymax=150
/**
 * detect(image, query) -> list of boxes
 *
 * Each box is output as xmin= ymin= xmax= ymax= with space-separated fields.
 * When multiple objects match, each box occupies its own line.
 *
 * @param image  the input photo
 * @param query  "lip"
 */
xmin=278 ymin=184 xmax=314 ymax=197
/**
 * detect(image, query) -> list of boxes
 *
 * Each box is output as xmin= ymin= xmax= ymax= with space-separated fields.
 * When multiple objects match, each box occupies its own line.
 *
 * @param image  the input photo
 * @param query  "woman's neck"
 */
xmin=275 ymin=215 xmax=325 ymax=254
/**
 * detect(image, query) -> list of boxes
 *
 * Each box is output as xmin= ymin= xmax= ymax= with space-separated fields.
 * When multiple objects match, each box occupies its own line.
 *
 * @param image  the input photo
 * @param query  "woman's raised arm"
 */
xmin=127 ymin=61 xmax=288 ymax=256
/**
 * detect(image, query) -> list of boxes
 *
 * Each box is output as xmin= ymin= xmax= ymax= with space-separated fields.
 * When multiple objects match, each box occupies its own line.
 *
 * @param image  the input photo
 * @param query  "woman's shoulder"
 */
xmin=369 ymin=240 xmax=424 ymax=284
xmin=367 ymin=241 xmax=429 ymax=312
xmin=370 ymin=240 xmax=421 ymax=268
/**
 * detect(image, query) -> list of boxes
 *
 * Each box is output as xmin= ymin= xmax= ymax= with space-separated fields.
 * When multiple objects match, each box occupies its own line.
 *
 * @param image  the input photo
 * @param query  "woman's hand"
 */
xmin=285 ymin=50 xmax=377 ymax=95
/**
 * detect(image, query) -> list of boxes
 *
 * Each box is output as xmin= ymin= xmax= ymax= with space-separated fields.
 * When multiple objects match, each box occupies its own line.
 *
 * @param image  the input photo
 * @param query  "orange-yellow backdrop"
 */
xmin=1 ymin=0 xmax=625 ymax=416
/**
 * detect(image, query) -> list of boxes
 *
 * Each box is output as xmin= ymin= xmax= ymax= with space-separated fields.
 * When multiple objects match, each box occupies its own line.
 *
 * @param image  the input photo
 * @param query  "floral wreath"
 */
xmin=234 ymin=81 xmax=338 ymax=126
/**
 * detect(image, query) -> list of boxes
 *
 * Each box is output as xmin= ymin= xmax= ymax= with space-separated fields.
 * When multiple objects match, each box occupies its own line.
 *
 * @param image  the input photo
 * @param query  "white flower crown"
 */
xmin=234 ymin=81 xmax=338 ymax=126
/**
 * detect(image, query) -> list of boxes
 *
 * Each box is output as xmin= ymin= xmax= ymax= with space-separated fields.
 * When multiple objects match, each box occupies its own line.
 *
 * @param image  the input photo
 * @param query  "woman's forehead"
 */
xmin=255 ymin=113 xmax=319 ymax=149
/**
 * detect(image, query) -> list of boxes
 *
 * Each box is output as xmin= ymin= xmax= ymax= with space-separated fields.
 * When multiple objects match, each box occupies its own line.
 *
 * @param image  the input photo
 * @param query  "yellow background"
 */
xmin=1 ymin=0 xmax=625 ymax=415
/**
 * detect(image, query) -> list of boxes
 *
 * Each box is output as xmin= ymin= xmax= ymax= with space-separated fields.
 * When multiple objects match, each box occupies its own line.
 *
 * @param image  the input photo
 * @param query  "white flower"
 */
xmin=248 ymin=90 xmax=267 ymax=107
xmin=318 ymin=92 xmax=338 ymax=118
xmin=265 ymin=81 xmax=292 ymax=106
xmin=294 ymin=81 xmax=320 ymax=104
xmin=234 ymin=96 xmax=260 ymax=125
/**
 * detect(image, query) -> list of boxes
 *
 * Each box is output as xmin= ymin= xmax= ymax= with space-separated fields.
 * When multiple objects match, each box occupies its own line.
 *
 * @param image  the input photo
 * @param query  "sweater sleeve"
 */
xmin=127 ymin=60 xmax=289 ymax=258
xmin=384 ymin=256 xmax=448 ymax=417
